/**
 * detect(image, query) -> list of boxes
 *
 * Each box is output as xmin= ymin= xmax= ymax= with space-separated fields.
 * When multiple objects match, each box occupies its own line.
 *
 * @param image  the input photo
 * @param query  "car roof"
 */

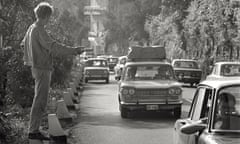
xmin=199 ymin=78 xmax=240 ymax=89
xmin=87 ymin=58 xmax=107 ymax=61
xmin=172 ymin=59 xmax=198 ymax=62
xmin=214 ymin=61 xmax=240 ymax=65
xmin=125 ymin=61 xmax=171 ymax=66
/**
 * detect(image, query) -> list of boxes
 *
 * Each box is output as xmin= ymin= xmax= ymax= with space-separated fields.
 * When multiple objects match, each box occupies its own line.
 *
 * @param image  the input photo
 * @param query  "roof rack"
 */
xmin=127 ymin=45 xmax=166 ymax=62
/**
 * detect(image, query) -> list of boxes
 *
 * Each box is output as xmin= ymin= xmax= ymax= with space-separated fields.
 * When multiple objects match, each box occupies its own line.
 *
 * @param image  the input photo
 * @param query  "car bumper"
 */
xmin=177 ymin=77 xmax=201 ymax=84
xmin=120 ymin=101 xmax=182 ymax=111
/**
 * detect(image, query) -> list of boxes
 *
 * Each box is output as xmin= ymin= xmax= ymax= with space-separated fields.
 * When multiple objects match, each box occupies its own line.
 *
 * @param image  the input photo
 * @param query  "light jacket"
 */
xmin=21 ymin=22 xmax=77 ymax=70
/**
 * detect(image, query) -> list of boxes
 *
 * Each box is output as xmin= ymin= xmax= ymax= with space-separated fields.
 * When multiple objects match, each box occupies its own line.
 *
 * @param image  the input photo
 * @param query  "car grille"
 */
xmin=135 ymin=89 xmax=179 ymax=100
xmin=88 ymin=70 xmax=105 ymax=75
xmin=136 ymin=89 xmax=168 ymax=96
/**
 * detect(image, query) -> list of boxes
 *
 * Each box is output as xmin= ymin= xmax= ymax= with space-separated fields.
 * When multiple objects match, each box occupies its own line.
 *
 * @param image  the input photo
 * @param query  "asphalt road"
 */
xmin=69 ymin=74 xmax=196 ymax=144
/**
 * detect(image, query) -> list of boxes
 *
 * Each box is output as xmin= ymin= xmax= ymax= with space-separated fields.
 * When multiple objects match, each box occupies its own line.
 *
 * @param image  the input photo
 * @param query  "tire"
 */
xmin=85 ymin=78 xmax=88 ymax=83
xmin=190 ymin=83 xmax=194 ymax=87
xmin=120 ymin=105 xmax=128 ymax=118
xmin=174 ymin=107 xmax=181 ymax=118
xmin=106 ymin=78 xmax=109 ymax=84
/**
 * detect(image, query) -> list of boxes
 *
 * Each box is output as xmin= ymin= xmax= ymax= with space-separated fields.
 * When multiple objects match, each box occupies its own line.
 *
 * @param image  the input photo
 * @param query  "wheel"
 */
xmin=190 ymin=83 xmax=194 ymax=87
xmin=85 ymin=78 xmax=88 ymax=83
xmin=106 ymin=78 xmax=109 ymax=84
xmin=120 ymin=105 xmax=128 ymax=118
xmin=174 ymin=107 xmax=181 ymax=118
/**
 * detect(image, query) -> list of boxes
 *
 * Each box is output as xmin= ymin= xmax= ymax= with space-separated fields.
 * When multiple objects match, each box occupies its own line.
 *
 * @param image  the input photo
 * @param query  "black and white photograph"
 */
xmin=0 ymin=0 xmax=240 ymax=144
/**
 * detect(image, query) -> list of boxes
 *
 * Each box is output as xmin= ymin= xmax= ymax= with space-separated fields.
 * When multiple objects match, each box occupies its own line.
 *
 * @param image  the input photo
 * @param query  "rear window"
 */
xmin=123 ymin=64 xmax=175 ymax=81
xmin=174 ymin=61 xmax=199 ymax=69
xmin=86 ymin=60 xmax=108 ymax=67
xmin=220 ymin=64 xmax=240 ymax=76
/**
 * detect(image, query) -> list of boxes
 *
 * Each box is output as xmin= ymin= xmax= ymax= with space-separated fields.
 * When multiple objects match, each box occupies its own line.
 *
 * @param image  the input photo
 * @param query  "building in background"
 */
xmin=84 ymin=0 xmax=108 ymax=57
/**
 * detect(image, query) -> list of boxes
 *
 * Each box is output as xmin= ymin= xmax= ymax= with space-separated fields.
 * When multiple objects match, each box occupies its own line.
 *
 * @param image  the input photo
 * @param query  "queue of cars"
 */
xmin=82 ymin=48 xmax=240 ymax=143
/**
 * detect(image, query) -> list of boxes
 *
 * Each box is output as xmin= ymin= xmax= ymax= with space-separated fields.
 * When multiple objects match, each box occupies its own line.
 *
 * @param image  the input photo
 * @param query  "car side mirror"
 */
xmin=180 ymin=123 xmax=206 ymax=135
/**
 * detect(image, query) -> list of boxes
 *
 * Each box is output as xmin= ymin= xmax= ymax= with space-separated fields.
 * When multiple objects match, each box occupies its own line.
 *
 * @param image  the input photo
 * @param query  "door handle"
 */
xmin=180 ymin=121 xmax=186 ymax=125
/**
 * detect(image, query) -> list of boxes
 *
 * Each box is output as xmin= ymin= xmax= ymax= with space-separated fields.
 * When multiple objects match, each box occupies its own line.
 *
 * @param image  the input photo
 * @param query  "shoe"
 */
xmin=28 ymin=132 xmax=51 ymax=140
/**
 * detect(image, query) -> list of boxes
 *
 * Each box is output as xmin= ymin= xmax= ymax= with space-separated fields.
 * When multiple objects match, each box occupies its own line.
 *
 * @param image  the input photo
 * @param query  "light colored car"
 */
xmin=84 ymin=58 xmax=110 ymax=83
xmin=114 ymin=56 xmax=127 ymax=80
xmin=172 ymin=59 xmax=202 ymax=87
xmin=118 ymin=61 xmax=182 ymax=118
xmin=207 ymin=61 xmax=240 ymax=80
xmin=174 ymin=78 xmax=240 ymax=144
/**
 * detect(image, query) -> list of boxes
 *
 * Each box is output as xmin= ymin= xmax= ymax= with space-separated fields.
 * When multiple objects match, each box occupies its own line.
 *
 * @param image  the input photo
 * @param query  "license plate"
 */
xmin=146 ymin=105 xmax=159 ymax=110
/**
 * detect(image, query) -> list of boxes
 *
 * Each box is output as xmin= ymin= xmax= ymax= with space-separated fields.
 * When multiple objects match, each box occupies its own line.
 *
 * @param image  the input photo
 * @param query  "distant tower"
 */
xmin=84 ymin=0 xmax=108 ymax=57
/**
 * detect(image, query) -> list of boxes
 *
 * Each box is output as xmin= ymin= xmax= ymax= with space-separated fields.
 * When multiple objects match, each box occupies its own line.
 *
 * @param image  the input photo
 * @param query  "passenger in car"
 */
xmin=214 ymin=92 xmax=237 ymax=129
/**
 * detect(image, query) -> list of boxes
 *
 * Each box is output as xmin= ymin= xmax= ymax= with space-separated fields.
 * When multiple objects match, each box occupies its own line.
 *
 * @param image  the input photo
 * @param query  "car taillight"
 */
xmin=168 ymin=87 xmax=182 ymax=95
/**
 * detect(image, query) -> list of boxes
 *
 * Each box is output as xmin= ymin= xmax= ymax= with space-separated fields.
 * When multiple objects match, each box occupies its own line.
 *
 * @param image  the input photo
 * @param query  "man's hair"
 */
xmin=34 ymin=2 xmax=53 ymax=19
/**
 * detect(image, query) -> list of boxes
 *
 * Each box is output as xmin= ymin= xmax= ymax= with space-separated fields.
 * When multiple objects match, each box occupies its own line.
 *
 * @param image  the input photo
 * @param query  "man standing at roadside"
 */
xmin=21 ymin=2 xmax=84 ymax=140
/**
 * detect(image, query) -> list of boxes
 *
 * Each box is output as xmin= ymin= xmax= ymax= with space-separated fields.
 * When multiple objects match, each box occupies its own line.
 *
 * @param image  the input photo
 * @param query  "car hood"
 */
xmin=174 ymin=68 xmax=202 ymax=72
xmin=120 ymin=80 xmax=181 ymax=89
xmin=85 ymin=67 xmax=108 ymax=70
xmin=204 ymin=134 xmax=240 ymax=144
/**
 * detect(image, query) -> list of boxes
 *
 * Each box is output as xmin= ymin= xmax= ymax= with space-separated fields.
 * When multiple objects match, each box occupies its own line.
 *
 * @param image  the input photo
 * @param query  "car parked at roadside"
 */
xmin=172 ymin=59 xmax=202 ymax=87
xmin=174 ymin=78 xmax=240 ymax=144
xmin=206 ymin=61 xmax=240 ymax=80
xmin=117 ymin=46 xmax=183 ymax=118
xmin=84 ymin=58 xmax=110 ymax=83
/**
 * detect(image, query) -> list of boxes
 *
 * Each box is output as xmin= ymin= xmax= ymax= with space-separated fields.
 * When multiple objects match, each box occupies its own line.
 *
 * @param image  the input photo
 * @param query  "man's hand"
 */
xmin=75 ymin=47 xmax=93 ymax=55
xmin=75 ymin=46 xmax=85 ymax=54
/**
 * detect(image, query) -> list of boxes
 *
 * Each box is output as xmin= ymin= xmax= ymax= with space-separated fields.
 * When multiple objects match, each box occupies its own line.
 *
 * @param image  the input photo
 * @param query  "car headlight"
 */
xmin=121 ymin=88 xmax=129 ymax=95
xmin=121 ymin=88 xmax=135 ymax=95
xmin=168 ymin=88 xmax=175 ymax=95
xmin=168 ymin=87 xmax=182 ymax=95
xmin=129 ymin=89 xmax=135 ymax=95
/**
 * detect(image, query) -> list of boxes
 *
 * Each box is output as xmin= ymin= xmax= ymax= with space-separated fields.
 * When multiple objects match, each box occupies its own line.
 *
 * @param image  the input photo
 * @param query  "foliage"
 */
xmin=104 ymin=0 xmax=163 ymax=55
xmin=0 ymin=0 xmax=86 ymax=143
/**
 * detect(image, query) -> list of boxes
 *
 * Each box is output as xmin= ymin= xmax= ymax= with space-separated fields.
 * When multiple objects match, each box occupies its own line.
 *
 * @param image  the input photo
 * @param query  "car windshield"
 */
xmin=123 ymin=64 xmax=175 ymax=81
xmin=108 ymin=58 xmax=118 ymax=63
xmin=213 ymin=85 xmax=240 ymax=131
xmin=86 ymin=60 xmax=108 ymax=67
xmin=174 ymin=61 xmax=199 ymax=69
xmin=220 ymin=64 xmax=240 ymax=76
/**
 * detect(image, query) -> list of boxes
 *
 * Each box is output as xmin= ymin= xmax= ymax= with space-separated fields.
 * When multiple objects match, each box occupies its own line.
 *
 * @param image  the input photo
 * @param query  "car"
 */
xmin=206 ymin=61 xmax=240 ymax=80
xmin=172 ymin=59 xmax=202 ymax=87
xmin=107 ymin=56 xmax=119 ymax=71
xmin=117 ymin=46 xmax=183 ymax=118
xmin=114 ymin=55 xmax=127 ymax=80
xmin=174 ymin=78 xmax=240 ymax=144
xmin=83 ymin=58 xmax=110 ymax=83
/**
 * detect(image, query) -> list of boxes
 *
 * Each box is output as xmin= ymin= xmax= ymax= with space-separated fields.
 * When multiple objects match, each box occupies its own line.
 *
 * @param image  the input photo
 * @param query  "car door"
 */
xmin=174 ymin=86 xmax=213 ymax=144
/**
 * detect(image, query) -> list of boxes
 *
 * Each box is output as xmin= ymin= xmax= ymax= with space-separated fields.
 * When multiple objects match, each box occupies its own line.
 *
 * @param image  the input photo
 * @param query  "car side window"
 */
xmin=189 ymin=87 xmax=213 ymax=121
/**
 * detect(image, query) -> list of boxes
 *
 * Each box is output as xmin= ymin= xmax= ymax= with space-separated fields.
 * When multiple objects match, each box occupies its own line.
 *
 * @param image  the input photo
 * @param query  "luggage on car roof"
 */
xmin=127 ymin=45 xmax=166 ymax=61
